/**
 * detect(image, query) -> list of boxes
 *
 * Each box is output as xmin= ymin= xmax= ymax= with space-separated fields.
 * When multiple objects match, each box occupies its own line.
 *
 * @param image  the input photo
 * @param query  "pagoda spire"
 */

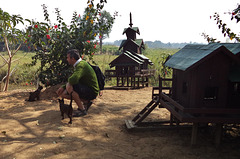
xmin=129 ymin=12 xmax=133 ymax=27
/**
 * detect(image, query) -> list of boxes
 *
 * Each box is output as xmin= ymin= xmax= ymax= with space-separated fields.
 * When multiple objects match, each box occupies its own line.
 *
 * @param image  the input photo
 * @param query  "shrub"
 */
xmin=26 ymin=0 xmax=113 ymax=86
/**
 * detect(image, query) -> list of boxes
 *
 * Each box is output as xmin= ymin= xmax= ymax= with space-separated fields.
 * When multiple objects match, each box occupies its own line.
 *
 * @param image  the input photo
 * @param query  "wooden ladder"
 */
xmin=132 ymin=96 xmax=160 ymax=125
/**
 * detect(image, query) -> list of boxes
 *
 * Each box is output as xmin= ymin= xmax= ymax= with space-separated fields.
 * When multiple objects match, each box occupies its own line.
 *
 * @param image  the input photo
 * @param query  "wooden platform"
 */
xmin=125 ymin=120 xmax=192 ymax=131
xmin=160 ymin=93 xmax=240 ymax=124
xmin=125 ymin=77 xmax=240 ymax=146
xmin=105 ymin=69 xmax=155 ymax=88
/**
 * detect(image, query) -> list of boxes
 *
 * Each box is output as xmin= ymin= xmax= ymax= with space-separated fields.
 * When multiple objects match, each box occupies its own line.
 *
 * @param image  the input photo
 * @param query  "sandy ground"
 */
xmin=0 ymin=86 xmax=240 ymax=159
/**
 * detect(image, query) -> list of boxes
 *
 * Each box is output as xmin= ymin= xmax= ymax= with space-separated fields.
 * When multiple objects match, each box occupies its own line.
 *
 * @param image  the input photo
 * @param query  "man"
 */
xmin=56 ymin=49 xmax=99 ymax=117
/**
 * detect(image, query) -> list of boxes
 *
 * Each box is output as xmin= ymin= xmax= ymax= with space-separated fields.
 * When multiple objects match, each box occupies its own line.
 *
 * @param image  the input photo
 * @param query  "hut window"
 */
xmin=182 ymin=82 xmax=187 ymax=93
xmin=204 ymin=87 xmax=218 ymax=100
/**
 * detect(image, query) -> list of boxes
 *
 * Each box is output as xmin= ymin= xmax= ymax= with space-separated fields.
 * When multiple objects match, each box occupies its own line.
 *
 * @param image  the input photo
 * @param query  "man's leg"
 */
xmin=65 ymin=83 xmax=86 ymax=111
xmin=59 ymin=90 xmax=71 ymax=99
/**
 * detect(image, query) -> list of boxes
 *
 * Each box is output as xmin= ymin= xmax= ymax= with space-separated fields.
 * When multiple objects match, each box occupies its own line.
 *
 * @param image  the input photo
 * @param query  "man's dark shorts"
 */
xmin=73 ymin=83 xmax=97 ymax=100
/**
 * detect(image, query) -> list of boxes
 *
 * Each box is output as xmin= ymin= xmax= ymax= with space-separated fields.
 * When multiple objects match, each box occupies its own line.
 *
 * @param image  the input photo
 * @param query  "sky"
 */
xmin=1 ymin=0 xmax=240 ymax=43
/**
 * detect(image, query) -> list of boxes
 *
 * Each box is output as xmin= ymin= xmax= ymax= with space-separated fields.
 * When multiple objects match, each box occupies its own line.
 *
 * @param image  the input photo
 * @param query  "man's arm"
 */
xmin=68 ymin=64 xmax=84 ymax=85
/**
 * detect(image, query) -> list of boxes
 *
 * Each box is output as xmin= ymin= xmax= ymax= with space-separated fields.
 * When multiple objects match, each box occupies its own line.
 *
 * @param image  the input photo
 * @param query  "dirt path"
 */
xmin=0 ymin=86 xmax=240 ymax=159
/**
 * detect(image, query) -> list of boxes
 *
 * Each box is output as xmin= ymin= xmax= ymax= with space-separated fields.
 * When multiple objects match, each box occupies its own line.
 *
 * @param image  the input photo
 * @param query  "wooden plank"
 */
xmin=160 ymin=93 xmax=185 ymax=111
xmin=181 ymin=116 xmax=240 ymax=124
xmin=125 ymin=120 xmax=136 ymax=129
xmin=159 ymin=99 xmax=185 ymax=121
xmin=183 ymin=108 xmax=240 ymax=114
xmin=135 ymin=102 xmax=159 ymax=124
xmin=125 ymin=120 xmax=193 ymax=131
xmin=132 ymin=99 xmax=156 ymax=121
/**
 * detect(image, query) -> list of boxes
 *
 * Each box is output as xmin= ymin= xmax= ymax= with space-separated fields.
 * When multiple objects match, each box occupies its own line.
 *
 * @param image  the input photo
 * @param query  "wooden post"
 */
xmin=137 ymin=77 xmax=140 ymax=87
xmin=133 ymin=77 xmax=136 ymax=88
xmin=215 ymin=123 xmax=223 ymax=147
xmin=159 ymin=76 xmax=162 ymax=98
xmin=146 ymin=77 xmax=149 ymax=87
xmin=170 ymin=113 xmax=173 ymax=126
xmin=191 ymin=123 xmax=198 ymax=146
xmin=121 ymin=77 xmax=124 ymax=86
xmin=117 ymin=76 xmax=119 ymax=87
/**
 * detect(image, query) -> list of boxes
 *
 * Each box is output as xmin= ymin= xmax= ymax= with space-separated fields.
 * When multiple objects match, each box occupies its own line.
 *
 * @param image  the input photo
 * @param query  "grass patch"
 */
xmin=0 ymin=51 xmax=39 ymax=87
xmin=0 ymin=48 xmax=179 ymax=90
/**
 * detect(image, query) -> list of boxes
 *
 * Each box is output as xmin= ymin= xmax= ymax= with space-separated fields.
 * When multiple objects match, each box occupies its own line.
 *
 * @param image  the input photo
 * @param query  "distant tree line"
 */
xmin=0 ymin=42 xmax=32 ymax=52
xmin=106 ymin=40 xmax=202 ymax=49
xmin=0 ymin=40 xmax=201 ymax=52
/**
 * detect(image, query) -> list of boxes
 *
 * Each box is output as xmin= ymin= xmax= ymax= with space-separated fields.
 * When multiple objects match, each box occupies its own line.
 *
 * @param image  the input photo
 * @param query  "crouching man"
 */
xmin=56 ymin=49 xmax=99 ymax=117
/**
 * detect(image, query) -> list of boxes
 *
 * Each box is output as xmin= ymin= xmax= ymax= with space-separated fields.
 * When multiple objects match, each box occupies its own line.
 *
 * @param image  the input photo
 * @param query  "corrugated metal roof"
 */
xmin=164 ymin=44 xmax=223 ymax=71
xmin=165 ymin=43 xmax=240 ymax=71
xmin=208 ymin=43 xmax=240 ymax=55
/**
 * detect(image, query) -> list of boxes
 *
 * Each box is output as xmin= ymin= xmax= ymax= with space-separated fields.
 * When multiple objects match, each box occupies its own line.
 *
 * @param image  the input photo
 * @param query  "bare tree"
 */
xmin=0 ymin=8 xmax=28 ymax=91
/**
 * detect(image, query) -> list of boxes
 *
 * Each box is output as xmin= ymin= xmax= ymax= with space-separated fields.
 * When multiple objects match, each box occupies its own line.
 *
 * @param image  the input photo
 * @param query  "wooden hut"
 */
xmin=165 ymin=43 xmax=240 ymax=109
xmin=105 ymin=13 xmax=155 ymax=88
xmin=125 ymin=43 xmax=240 ymax=146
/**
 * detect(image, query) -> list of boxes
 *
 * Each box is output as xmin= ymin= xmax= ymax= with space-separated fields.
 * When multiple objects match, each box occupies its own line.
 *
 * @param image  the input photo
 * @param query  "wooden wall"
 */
xmin=172 ymin=51 xmax=233 ymax=109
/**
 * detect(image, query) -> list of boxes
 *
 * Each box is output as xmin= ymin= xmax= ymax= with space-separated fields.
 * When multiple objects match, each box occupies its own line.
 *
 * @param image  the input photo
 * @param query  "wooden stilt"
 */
xmin=133 ymin=77 xmax=136 ymax=88
xmin=121 ymin=77 xmax=124 ymax=86
xmin=170 ymin=113 xmax=173 ymax=126
xmin=215 ymin=123 xmax=223 ymax=147
xmin=117 ymin=76 xmax=119 ymax=87
xmin=146 ymin=77 xmax=148 ymax=87
xmin=191 ymin=123 xmax=198 ymax=146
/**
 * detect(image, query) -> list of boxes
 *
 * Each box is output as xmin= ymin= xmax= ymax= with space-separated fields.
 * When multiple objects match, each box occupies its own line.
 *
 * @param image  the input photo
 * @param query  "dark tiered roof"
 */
xmin=109 ymin=51 xmax=153 ymax=68
xmin=119 ymin=39 xmax=144 ymax=50
xmin=122 ymin=27 xmax=140 ymax=35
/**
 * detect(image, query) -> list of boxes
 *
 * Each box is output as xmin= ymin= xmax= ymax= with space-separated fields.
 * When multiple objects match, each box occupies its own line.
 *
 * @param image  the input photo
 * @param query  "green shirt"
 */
xmin=64 ymin=60 xmax=99 ymax=96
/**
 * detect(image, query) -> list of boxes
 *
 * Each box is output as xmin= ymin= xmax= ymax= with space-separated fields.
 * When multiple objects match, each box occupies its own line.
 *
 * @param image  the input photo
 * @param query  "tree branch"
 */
xmin=0 ymin=53 xmax=8 ymax=63
xmin=0 ymin=60 xmax=7 ymax=68
xmin=12 ymin=52 xmax=28 ymax=63
xmin=1 ymin=64 xmax=18 ymax=88
xmin=12 ymin=44 xmax=22 ymax=56
xmin=3 ymin=36 xmax=12 ymax=58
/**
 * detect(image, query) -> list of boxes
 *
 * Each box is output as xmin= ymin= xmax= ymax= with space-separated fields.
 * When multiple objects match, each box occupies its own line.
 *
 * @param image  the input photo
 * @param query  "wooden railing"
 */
xmin=152 ymin=76 xmax=172 ymax=99
xmin=105 ymin=69 xmax=156 ymax=77
xmin=135 ymin=69 xmax=156 ymax=76
xmin=105 ymin=70 xmax=116 ymax=77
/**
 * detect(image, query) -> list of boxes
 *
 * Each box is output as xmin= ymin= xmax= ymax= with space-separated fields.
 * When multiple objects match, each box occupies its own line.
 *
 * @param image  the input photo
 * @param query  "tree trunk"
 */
xmin=3 ymin=58 xmax=11 ymax=91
